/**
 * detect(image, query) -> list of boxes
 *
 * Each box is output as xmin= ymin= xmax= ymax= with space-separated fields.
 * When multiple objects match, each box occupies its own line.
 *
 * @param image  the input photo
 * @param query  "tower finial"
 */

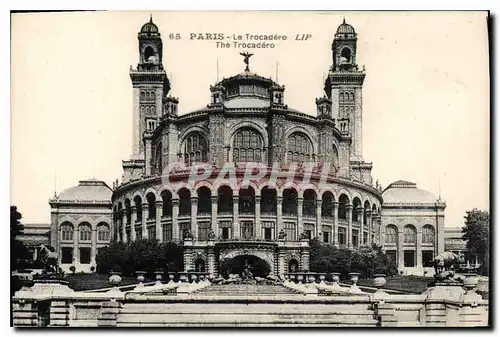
xmin=149 ymin=14 xmax=153 ymax=23
xmin=343 ymin=16 xmax=346 ymax=24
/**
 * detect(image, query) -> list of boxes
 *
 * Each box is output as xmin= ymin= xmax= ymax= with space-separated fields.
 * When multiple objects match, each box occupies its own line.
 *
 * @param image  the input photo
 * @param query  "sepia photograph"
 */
xmin=10 ymin=10 xmax=490 ymax=327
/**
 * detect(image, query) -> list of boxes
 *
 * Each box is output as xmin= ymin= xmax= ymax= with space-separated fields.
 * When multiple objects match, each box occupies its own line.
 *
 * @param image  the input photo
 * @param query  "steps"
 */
xmin=194 ymin=284 xmax=301 ymax=296
xmin=116 ymin=285 xmax=379 ymax=327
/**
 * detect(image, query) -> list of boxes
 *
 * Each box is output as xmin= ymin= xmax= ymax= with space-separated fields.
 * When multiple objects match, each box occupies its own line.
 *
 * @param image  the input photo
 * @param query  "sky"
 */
xmin=10 ymin=11 xmax=489 ymax=227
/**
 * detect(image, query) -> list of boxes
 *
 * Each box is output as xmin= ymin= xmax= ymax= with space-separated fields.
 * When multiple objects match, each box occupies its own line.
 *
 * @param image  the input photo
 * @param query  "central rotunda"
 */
xmin=111 ymin=18 xmax=383 ymax=277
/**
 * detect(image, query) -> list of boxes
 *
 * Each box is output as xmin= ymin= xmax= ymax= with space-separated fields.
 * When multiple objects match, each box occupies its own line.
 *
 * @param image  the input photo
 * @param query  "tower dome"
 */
xmin=336 ymin=18 xmax=356 ymax=34
xmin=140 ymin=16 xmax=159 ymax=34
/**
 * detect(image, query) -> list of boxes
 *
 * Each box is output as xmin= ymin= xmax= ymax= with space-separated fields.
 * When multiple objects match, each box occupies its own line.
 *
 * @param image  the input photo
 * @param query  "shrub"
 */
xmin=69 ymin=266 xmax=76 ymax=274
xmin=96 ymin=239 xmax=183 ymax=276
xmin=309 ymin=239 xmax=397 ymax=279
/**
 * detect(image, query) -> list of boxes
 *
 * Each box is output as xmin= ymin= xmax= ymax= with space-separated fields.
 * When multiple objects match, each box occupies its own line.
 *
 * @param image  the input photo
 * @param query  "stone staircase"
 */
xmin=194 ymin=283 xmax=302 ymax=296
xmin=115 ymin=284 xmax=378 ymax=327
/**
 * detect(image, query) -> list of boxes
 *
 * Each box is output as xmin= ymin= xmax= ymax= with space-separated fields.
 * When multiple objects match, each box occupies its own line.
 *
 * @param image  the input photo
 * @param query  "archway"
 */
xmin=219 ymin=254 xmax=271 ymax=278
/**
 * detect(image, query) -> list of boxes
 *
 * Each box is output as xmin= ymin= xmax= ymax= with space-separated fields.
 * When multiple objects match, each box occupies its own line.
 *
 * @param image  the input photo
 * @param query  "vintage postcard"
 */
xmin=10 ymin=11 xmax=490 ymax=327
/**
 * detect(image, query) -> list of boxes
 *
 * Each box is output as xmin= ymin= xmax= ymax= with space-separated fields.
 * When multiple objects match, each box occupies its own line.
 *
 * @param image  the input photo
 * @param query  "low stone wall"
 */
xmin=12 ymin=278 xmax=489 ymax=328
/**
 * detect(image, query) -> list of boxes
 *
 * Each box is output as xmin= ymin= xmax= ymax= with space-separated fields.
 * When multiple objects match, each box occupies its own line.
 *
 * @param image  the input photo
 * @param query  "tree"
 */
xmin=11 ymin=206 xmax=30 ymax=271
xmin=96 ymin=239 xmax=183 ymax=276
xmin=309 ymin=238 xmax=397 ymax=279
xmin=462 ymin=209 xmax=490 ymax=275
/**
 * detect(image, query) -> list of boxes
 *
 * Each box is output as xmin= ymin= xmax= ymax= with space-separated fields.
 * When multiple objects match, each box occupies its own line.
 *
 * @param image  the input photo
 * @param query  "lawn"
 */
xmin=356 ymin=275 xmax=434 ymax=294
xmin=64 ymin=273 xmax=141 ymax=291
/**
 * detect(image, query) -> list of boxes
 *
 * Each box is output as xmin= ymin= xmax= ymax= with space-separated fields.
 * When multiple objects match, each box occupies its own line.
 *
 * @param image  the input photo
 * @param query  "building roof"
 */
xmin=382 ymin=180 xmax=438 ymax=204
xmin=55 ymin=179 xmax=112 ymax=203
xmin=336 ymin=18 xmax=356 ymax=35
xmin=140 ymin=17 xmax=159 ymax=34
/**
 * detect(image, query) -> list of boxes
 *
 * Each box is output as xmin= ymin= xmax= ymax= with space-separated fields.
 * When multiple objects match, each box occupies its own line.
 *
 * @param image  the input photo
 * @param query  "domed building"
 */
xmin=381 ymin=181 xmax=446 ymax=275
xmin=49 ymin=179 xmax=112 ymax=272
xmin=46 ymin=18 xmax=446 ymax=276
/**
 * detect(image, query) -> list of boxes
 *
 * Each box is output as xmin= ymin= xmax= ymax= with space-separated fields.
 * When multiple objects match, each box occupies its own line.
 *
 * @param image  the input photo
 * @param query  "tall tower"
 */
xmin=129 ymin=17 xmax=170 ymax=158
xmin=324 ymin=19 xmax=366 ymax=161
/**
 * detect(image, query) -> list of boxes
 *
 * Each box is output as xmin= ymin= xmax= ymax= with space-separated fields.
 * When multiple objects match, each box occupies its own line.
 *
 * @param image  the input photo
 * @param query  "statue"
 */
xmin=298 ymin=231 xmax=310 ymax=240
xmin=38 ymin=244 xmax=58 ymax=274
xmin=183 ymin=230 xmax=194 ymax=240
xmin=208 ymin=229 xmax=217 ymax=240
xmin=240 ymin=52 xmax=254 ymax=72
xmin=433 ymin=251 xmax=461 ymax=281
xmin=278 ymin=229 xmax=287 ymax=240
xmin=241 ymin=260 xmax=254 ymax=281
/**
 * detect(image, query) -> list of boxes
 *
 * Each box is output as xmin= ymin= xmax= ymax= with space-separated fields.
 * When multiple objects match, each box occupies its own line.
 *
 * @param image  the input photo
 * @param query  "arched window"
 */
xmin=404 ymin=225 xmax=416 ymax=244
xmin=161 ymin=190 xmax=173 ymax=217
xmin=233 ymin=128 xmax=264 ymax=162
xmin=60 ymin=223 xmax=74 ymax=241
xmin=303 ymin=189 xmax=316 ymax=217
xmin=282 ymin=188 xmax=298 ymax=215
xmin=341 ymin=47 xmax=352 ymax=63
xmin=79 ymin=223 xmax=92 ymax=242
xmin=338 ymin=194 xmax=349 ymax=220
xmin=144 ymin=46 xmax=155 ymax=62
xmin=178 ymin=188 xmax=191 ymax=216
xmin=134 ymin=196 xmax=142 ymax=222
xmin=197 ymin=187 xmax=212 ymax=214
xmin=239 ymin=187 xmax=255 ymax=214
xmin=146 ymin=193 xmax=156 ymax=220
xmin=124 ymin=199 xmax=131 ymax=225
xmin=261 ymin=187 xmax=277 ymax=213
xmin=287 ymin=132 xmax=312 ymax=164
xmin=97 ymin=223 xmax=110 ymax=242
xmin=321 ymin=192 xmax=334 ymax=217
xmin=352 ymin=197 xmax=362 ymax=223
xmin=183 ymin=132 xmax=208 ymax=166
xmin=385 ymin=225 xmax=398 ymax=244
xmin=422 ymin=225 xmax=435 ymax=244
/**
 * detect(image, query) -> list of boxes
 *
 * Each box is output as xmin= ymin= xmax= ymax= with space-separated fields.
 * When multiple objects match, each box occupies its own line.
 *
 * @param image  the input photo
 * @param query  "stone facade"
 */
xmin=381 ymin=180 xmax=445 ymax=276
xmin=110 ymin=18 xmax=385 ymax=276
xmin=39 ymin=19 xmax=450 ymax=276
xmin=49 ymin=180 xmax=112 ymax=273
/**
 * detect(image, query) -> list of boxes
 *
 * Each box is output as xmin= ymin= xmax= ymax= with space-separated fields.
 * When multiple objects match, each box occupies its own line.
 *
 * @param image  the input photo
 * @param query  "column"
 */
xmin=416 ymin=229 xmax=422 ymax=269
xmin=156 ymin=201 xmax=163 ymax=242
xmin=346 ymin=204 xmax=353 ymax=248
xmin=366 ymin=211 xmax=372 ymax=245
xmin=91 ymin=227 xmax=97 ymax=265
xmin=207 ymin=247 xmax=215 ymax=275
xmin=276 ymin=196 xmax=283 ymax=235
xmin=232 ymin=195 xmax=239 ymax=239
xmin=255 ymin=196 xmax=261 ymax=239
xmin=316 ymin=199 xmax=322 ymax=239
xmin=358 ymin=207 xmax=364 ymax=246
xmin=211 ymin=196 xmax=218 ymax=237
xmin=172 ymin=198 xmax=180 ymax=241
xmin=191 ymin=197 xmax=198 ymax=240
xmin=130 ymin=206 xmax=137 ymax=241
xmin=333 ymin=201 xmax=339 ymax=247
xmin=73 ymin=224 xmax=79 ymax=265
xmin=142 ymin=203 xmax=148 ymax=239
xmin=297 ymin=198 xmax=304 ymax=236
xmin=377 ymin=216 xmax=384 ymax=247
xmin=121 ymin=210 xmax=127 ymax=243
xmin=398 ymin=230 xmax=404 ymax=271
